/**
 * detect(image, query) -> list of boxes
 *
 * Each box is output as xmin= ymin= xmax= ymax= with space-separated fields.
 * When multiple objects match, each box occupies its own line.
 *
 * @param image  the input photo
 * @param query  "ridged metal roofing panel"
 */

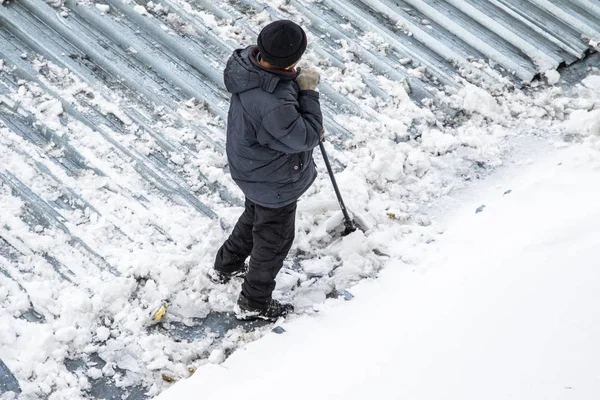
xmin=531 ymin=0 xmax=600 ymax=39
xmin=365 ymin=0 xmax=540 ymax=81
xmin=363 ymin=0 xmax=598 ymax=81
xmin=490 ymin=0 xmax=591 ymax=59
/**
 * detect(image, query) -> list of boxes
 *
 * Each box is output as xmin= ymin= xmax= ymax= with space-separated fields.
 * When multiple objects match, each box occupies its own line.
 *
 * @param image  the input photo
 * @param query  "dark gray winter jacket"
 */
xmin=223 ymin=46 xmax=323 ymax=208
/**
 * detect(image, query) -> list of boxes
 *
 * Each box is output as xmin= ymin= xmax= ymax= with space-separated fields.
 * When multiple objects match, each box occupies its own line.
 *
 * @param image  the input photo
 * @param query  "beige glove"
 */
xmin=296 ymin=67 xmax=320 ymax=91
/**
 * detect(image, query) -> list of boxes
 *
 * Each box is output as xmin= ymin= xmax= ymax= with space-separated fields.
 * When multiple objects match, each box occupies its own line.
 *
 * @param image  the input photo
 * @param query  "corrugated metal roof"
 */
xmin=0 ymin=0 xmax=597 ymax=397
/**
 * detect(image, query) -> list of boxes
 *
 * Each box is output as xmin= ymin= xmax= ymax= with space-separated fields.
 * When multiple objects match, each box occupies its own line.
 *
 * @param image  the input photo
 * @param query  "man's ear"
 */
xmin=286 ymin=60 xmax=300 ymax=71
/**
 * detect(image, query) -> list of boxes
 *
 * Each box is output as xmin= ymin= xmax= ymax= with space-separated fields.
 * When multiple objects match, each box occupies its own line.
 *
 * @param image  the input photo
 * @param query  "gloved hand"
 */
xmin=296 ymin=67 xmax=320 ymax=91
xmin=321 ymin=126 xmax=326 ymax=142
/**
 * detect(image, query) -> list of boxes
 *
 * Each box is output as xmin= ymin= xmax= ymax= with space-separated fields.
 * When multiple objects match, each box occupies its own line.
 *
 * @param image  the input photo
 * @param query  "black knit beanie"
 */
xmin=257 ymin=20 xmax=307 ymax=68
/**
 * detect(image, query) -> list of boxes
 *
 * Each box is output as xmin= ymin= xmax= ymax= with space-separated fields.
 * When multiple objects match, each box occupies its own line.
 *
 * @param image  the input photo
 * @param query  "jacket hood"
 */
xmin=224 ymin=46 xmax=298 ymax=94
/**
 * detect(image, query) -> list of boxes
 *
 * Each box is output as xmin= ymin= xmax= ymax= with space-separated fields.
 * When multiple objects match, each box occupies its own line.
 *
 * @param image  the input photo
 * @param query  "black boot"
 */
xmin=235 ymin=293 xmax=294 ymax=321
xmin=208 ymin=264 xmax=248 ymax=284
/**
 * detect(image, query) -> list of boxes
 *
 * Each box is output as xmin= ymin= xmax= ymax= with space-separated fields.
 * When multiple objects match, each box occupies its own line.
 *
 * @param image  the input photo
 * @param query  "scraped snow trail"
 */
xmin=157 ymin=144 xmax=600 ymax=400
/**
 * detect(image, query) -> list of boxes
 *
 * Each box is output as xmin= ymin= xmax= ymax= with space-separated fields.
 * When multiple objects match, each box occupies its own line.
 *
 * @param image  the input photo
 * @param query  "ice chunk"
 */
xmin=134 ymin=5 xmax=149 ymax=15
xmin=95 ymin=4 xmax=110 ymax=14
xmin=461 ymin=84 xmax=501 ymax=120
xmin=582 ymin=75 xmax=600 ymax=95
xmin=208 ymin=349 xmax=225 ymax=364
xmin=55 ymin=327 xmax=78 ymax=343
xmin=294 ymin=290 xmax=327 ymax=308
xmin=96 ymin=327 xmax=110 ymax=342
xmin=275 ymin=270 xmax=301 ymax=291
xmin=87 ymin=367 xmax=103 ymax=380
xmin=171 ymin=291 xmax=209 ymax=319
xmin=170 ymin=153 xmax=185 ymax=166
xmin=37 ymin=99 xmax=63 ymax=117
xmin=342 ymin=290 xmax=354 ymax=301
xmin=544 ymin=69 xmax=560 ymax=85
xmin=301 ymin=257 xmax=335 ymax=277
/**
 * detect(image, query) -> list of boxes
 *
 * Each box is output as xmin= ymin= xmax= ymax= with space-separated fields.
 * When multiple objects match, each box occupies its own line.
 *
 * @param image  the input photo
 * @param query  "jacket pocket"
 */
xmin=290 ymin=153 xmax=302 ymax=181
xmin=300 ymin=150 xmax=312 ymax=172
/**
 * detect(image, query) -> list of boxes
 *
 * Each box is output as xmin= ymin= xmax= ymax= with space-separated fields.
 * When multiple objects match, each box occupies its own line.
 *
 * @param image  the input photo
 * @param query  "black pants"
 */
xmin=214 ymin=198 xmax=297 ymax=307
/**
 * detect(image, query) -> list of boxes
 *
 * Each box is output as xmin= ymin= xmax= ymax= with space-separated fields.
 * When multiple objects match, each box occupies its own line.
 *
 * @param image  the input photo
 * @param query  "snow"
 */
xmin=564 ymin=109 xmax=600 ymax=136
xmin=299 ymin=256 xmax=336 ymax=277
xmin=421 ymin=128 xmax=460 ymax=155
xmin=207 ymin=349 xmax=225 ymax=364
xmin=157 ymin=144 xmax=600 ymax=400
xmin=95 ymin=4 xmax=110 ymax=14
xmin=460 ymin=83 xmax=502 ymax=120
xmin=45 ymin=0 xmax=63 ymax=8
xmin=134 ymin=5 xmax=150 ymax=16
xmin=582 ymin=74 xmax=600 ymax=94
xmin=545 ymin=69 xmax=561 ymax=85
xmin=169 ymin=153 xmax=185 ymax=166
xmin=96 ymin=327 xmax=111 ymax=342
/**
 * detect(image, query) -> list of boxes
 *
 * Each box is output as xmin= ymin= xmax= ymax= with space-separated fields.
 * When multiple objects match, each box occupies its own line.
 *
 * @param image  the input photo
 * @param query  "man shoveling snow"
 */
xmin=210 ymin=20 xmax=324 ymax=321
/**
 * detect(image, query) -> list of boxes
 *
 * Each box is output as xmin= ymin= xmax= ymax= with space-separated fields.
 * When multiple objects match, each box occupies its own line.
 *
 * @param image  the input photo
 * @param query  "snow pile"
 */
xmin=562 ymin=73 xmax=600 ymax=144
xmin=157 ymin=144 xmax=600 ymax=400
xmin=582 ymin=74 xmax=600 ymax=95
xmin=564 ymin=109 xmax=600 ymax=136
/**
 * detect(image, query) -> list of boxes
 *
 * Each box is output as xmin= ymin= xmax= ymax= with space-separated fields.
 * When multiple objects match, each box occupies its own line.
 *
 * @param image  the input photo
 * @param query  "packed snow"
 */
xmin=157 ymin=144 xmax=600 ymax=400
xmin=0 ymin=0 xmax=598 ymax=399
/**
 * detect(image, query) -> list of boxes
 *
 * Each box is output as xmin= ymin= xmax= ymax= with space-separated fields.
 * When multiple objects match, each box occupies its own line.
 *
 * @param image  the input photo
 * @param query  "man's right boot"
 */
xmin=234 ymin=293 xmax=294 ymax=321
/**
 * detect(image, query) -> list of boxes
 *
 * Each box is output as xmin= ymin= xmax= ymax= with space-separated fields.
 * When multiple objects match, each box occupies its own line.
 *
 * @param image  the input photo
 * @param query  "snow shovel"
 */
xmin=318 ymin=141 xmax=358 ymax=236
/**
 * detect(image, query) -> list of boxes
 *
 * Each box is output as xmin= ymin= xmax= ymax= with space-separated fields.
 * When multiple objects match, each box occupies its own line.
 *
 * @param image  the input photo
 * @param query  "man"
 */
xmin=211 ymin=20 xmax=323 ymax=320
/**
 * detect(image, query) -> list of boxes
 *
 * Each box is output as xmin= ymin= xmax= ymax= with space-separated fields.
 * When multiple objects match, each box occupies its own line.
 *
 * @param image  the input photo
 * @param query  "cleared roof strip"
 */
xmin=394 ymin=0 xmax=537 ymax=81
xmin=448 ymin=0 xmax=567 ymax=70
xmin=491 ymin=0 xmax=589 ymax=59
xmin=527 ymin=0 xmax=600 ymax=40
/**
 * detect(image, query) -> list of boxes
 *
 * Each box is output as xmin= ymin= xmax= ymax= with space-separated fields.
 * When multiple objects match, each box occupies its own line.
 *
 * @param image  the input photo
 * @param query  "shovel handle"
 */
xmin=318 ymin=141 xmax=356 ymax=232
